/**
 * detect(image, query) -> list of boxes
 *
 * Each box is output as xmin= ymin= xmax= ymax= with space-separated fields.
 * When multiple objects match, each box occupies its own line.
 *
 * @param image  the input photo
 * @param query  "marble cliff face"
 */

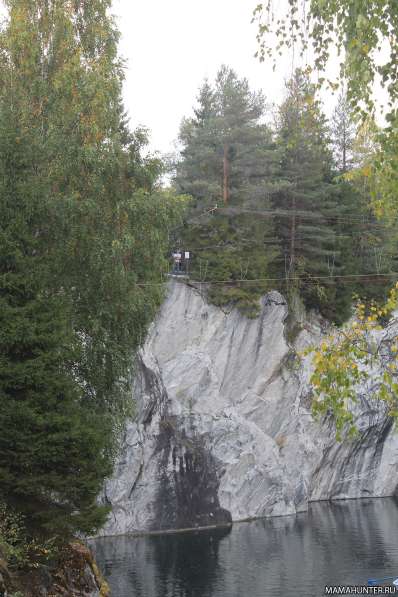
xmin=99 ymin=281 xmax=398 ymax=536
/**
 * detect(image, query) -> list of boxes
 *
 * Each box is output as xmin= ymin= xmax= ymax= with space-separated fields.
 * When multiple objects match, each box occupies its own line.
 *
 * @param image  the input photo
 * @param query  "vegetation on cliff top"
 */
xmin=173 ymin=65 xmax=395 ymax=321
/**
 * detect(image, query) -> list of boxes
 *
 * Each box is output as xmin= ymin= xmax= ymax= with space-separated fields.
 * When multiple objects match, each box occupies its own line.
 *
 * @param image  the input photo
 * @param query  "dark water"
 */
xmin=91 ymin=499 xmax=398 ymax=597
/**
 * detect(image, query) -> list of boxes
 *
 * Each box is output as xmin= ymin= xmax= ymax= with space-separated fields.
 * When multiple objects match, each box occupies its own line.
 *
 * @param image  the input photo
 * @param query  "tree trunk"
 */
xmin=223 ymin=143 xmax=230 ymax=204
xmin=342 ymin=122 xmax=347 ymax=173
xmin=289 ymin=195 xmax=296 ymax=278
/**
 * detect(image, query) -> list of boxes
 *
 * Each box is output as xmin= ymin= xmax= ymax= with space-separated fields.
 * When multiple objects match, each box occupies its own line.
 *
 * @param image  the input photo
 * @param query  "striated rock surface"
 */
xmin=99 ymin=281 xmax=398 ymax=536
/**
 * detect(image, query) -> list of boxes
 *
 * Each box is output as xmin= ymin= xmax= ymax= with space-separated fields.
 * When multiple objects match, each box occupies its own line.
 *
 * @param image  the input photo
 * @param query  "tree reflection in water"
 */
xmin=91 ymin=499 xmax=398 ymax=597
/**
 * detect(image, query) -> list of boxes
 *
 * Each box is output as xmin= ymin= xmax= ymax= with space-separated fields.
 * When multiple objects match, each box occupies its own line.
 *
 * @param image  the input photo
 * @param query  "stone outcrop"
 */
xmin=99 ymin=281 xmax=398 ymax=536
xmin=1 ymin=543 xmax=109 ymax=597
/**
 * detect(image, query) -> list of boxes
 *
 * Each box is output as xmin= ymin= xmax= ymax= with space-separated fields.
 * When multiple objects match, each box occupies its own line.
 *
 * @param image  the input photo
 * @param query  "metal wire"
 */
xmin=135 ymin=272 xmax=396 ymax=287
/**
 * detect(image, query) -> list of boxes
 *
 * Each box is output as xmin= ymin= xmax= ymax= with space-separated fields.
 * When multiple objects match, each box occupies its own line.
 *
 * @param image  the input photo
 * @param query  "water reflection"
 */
xmin=92 ymin=499 xmax=398 ymax=597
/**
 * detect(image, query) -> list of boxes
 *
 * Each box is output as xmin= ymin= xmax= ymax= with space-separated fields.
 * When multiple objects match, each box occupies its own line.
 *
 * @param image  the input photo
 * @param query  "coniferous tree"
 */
xmin=330 ymin=90 xmax=356 ymax=174
xmin=176 ymin=66 xmax=278 ymax=208
xmin=0 ymin=0 xmax=183 ymax=541
xmin=344 ymin=118 xmax=396 ymax=301
xmin=0 ymin=104 xmax=112 ymax=538
xmin=272 ymin=69 xmax=345 ymax=319
xmin=214 ymin=65 xmax=271 ymax=205
xmin=274 ymin=73 xmax=394 ymax=321
xmin=174 ymin=66 xmax=280 ymax=315
xmin=175 ymin=66 xmax=394 ymax=323
xmin=177 ymin=81 xmax=221 ymax=204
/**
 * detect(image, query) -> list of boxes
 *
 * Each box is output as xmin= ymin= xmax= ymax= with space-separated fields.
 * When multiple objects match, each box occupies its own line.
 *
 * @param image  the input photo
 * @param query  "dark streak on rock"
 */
xmin=152 ymin=417 xmax=232 ymax=531
xmin=128 ymin=462 xmax=144 ymax=499
xmin=311 ymin=414 xmax=395 ymax=500
xmin=137 ymin=354 xmax=169 ymax=428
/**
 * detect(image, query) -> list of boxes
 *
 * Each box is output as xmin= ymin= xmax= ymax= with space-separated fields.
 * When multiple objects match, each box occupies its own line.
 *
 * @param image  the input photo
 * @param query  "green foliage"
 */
xmin=0 ymin=91 xmax=112 ymax=540
xmin=342 ymin=119 xmax=396 ymax=304
xmin=272 ymin=70 xmax=392 ymax=323
xmin=183 ymin=213 xmax=277 ymax=316
xmin=0 ymin=0 xmax=184 ymax=544
xmin=254 ymin=1 xmax=398 ymax=115
xmin=273 ymin=69 xmax=342 ymax=318
xmin=0 ymin=501 xmax=57 ymax=570
xmin=174 ymin=66 xmax=279 ymax=315
xmin=255 ymin=0 xmax=398 ymax=430
xmin=331 ymin=90 xmax=357 ymax=174
xmin=174 ymin=65 xmax=395 ymax=322
xmin=0 ymin=502 xmax=28 ymax=568
xmin=307 ymin=287 xmax=398 ymax=440
xmin=254 ymin=0 xmax=398 ymax=220
xmin=373 ymin=115 xmax=398 ymax=219
xmin=176 ymin=66 xmax=275 ymax=206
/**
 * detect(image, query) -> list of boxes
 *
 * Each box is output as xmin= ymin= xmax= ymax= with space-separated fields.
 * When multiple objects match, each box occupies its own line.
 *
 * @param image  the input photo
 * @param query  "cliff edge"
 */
xmin=99 ymin=281 xmax=398 ymax=535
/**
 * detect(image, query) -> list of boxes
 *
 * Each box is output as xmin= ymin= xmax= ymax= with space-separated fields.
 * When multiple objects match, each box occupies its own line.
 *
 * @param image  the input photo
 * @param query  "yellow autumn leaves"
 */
xmin=307 ymin=283 xmax=398 ymax=439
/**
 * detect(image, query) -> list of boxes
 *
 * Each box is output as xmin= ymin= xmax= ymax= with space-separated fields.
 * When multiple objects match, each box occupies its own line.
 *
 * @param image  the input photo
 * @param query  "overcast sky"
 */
xmin=112 ymin=0 xmax=293 ymax=156
xmin=0 ymin=1 xmax=387 ymax=154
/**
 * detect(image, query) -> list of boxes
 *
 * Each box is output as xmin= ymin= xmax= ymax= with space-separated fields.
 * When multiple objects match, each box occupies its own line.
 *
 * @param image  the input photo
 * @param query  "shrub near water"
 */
xmin=0 ymin=502 xmax=57 ymax=573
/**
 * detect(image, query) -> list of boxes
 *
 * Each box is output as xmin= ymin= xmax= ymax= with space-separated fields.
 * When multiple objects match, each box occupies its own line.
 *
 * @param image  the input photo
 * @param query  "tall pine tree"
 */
xmin=174 ymin=66 xmax=280 ymax=316
xmin=330 ymin=90 xmax=356 ymax=174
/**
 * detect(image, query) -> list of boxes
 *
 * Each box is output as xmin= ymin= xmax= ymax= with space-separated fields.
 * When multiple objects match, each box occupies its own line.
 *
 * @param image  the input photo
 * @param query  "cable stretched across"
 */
xmin=135 ymin=272 xmax=396 ymax=287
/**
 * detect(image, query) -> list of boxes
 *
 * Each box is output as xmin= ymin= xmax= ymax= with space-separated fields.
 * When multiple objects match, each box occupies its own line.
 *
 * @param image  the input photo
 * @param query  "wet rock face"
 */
xmin=153 ymin=418 xmax=231 ymax=530
xmin=99 ymin=282 xmax=398 ymax=536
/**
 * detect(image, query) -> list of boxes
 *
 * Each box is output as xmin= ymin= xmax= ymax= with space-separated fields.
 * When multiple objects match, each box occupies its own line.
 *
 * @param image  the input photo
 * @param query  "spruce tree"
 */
xmin=343 ymin=119 xmax=396 ymax=303
xmin=177 ymin=81 xmax=221 ymax=205
xmin=0 ymin=105 xmax=112 ymax=538
xmin=0 ymin=0 xmax=183 ymax=541
xmin=273 ymin=70 xmax=394 ymax=322
xmin=273 ymin=69 xmax=344 ymax=319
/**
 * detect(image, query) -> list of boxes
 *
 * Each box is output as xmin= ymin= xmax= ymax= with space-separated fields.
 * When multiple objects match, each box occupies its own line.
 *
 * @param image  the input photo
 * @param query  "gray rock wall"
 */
xmin=99 ymin=281 xmax=398 ymax=536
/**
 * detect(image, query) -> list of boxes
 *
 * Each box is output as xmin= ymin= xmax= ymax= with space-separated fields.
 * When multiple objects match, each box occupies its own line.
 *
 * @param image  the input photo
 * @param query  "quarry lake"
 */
xmin=92 ymin=498 xmax=398 ymax=597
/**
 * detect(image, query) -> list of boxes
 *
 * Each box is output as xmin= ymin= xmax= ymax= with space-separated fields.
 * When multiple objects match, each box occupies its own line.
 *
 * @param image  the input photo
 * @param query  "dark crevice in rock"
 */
xmin=138 ymin=354 xmax=169 ymax=428
xmin=128 ymin=462 xmax=144 ymax=499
